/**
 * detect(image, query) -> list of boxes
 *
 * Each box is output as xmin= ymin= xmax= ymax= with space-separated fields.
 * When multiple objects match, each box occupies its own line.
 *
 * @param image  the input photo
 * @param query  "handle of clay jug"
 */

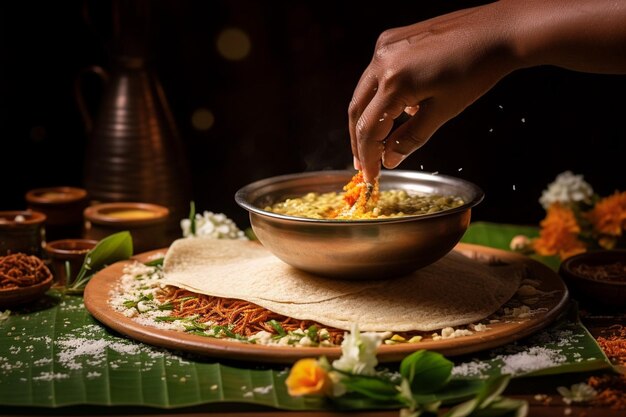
xmin=74 ymin=65 xmax=109 ymax=135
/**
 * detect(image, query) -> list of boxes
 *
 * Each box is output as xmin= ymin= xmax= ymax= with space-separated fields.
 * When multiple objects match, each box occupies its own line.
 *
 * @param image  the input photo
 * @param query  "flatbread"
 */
xmin=163 ymin=238 xmax=523 ymax=332
xmin=163 ymin=238 xmax=385 ymax=304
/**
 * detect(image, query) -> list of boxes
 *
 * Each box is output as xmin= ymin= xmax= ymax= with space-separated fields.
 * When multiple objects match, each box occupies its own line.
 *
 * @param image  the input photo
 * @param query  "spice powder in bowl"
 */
xmin=559 ymin=250 xmax=626 ymax=308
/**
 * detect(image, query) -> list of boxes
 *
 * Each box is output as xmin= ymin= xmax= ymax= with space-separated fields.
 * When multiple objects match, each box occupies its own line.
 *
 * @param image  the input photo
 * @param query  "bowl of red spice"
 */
xmin=0 ymin=253 xmax=53 ymax=308
xmin=559 ymin=250 xmax=626 ymax=308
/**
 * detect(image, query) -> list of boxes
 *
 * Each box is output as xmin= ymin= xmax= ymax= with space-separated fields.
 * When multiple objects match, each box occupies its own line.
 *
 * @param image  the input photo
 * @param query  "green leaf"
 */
xmin=0 ymin=223 xmax=613 ymax=411
xmin=328 ymin=394 xmax=399 ymax=410
xmin=341 ymin=375 xmax=398 ymax=401
xmin=413 ymin=379 xmax=485 ymax=405
xmin=0 ymin=293 xmax=612 ymax=410
xmin=462 ymin=222 xmax=560 ymax=270
xmin=442 ymin=376 xmax=511 ymax=417
xmin=400 ymin=350 xmax=453 ymax=393
xmin=475 ymin=375 xmax=510 ymax=409
xmin=462 ymin=222 xmax=538 ymax=251
xmin=450 ymin=303 xmax=611 ymax=380
xmin=470 ymin=397 xmax=529 ymax=417
xmin=66 ymin=231 xmax=133 ymax=293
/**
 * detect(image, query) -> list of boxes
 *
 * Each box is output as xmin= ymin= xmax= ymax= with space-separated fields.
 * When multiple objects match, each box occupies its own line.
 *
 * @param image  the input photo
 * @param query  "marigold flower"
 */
xmin=285 ymin=358 xmax=331 ymax=396
xmin=586 ymin=191 xmax=626 ymax=238
xmin=533 ymin=203 xmax=586 ymax=259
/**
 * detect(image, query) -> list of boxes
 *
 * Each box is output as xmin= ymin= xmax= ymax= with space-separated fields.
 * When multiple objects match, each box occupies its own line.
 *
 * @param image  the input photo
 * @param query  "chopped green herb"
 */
xmin=184 ymin=320 xmax=209 ymax=332
xmin=157 ymin=302 xmax=174 ymax=311
xmin=268 ymin=320 xmax=287 ymax=337
xmin=144 ymin=258 xmax=164 ymax=267
xmin=154 ymin=316 xmax=185 ymax=322
xmin=306 ymin=325 xmax=318 ymax=343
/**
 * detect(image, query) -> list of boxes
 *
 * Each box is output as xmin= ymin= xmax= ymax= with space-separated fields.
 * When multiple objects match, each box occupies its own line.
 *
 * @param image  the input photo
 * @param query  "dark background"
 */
xmin=1 ymin=0 xmax=625 ymax=229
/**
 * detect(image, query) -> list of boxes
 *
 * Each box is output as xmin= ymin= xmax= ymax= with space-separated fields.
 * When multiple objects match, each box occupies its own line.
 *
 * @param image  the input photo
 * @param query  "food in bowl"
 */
xmin=265 ymin=170 xmax=464 ymax=219
xmin=266 ymin=190 xmax=464 ymax=220
xmin=0 ymin=253 xmax=51 ymax=290
xmin=0 ymin=253 xmax=53 ymax=308
xmin=571 ymin=261 xmax=625 ymax=282
xmin=558 ymin=250 xmax=626 ymax=308
xmin=235 ymin=170 xmax=484 ymax=279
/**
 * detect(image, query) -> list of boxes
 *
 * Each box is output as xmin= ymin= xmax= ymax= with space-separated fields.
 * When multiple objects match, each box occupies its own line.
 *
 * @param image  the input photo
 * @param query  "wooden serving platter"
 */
xmin=83 ymin=243 xmax=568 ymax=364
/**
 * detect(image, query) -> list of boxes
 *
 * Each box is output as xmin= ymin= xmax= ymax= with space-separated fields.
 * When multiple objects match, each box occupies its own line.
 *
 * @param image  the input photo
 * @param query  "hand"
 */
xmin=349 ymin=3 xmax=514 ymax=183
xmin=349 ymin=0 xmax=626 ymax=183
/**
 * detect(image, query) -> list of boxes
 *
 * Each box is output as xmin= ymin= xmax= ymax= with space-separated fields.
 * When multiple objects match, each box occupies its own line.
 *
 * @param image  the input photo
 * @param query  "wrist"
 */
xmin=496 ymin=0 xmax=626 ymax=73
xmin=483 ymin=0 xmax=532 ymax=72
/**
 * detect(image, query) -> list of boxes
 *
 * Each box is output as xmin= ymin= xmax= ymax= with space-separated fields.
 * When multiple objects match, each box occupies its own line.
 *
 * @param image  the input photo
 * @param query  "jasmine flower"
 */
xmin=539 ymin=171 xmax=593 ymax=209
xmin=181 ymin=211 xmax=247 ymax=240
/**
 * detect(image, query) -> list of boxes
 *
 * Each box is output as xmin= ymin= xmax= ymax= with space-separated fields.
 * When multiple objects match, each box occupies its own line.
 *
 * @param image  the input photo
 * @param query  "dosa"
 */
xmin=163 ymin=239 xmax=523 ymax=332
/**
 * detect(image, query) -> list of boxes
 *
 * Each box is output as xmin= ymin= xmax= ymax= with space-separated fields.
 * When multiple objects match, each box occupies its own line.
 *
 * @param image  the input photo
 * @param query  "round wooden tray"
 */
xmin=84 ymin=242 xmax=568 ymax=364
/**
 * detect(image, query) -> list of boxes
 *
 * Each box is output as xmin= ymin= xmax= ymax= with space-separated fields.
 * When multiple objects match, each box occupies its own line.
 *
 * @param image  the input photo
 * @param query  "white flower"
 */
xmin=332 ymin=323 xmax=384 ymax=376
xmin=181 ymin=211 xmax=248 ymax=240
xmin=557 ymin=383 xmax=597 ymax=404
xmin=539 ymin=171 xmax=593 ymax=209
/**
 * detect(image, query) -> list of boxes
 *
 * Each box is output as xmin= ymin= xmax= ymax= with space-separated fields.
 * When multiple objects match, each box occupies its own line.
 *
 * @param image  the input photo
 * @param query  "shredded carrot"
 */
xmin=157 ymin=286 xmax=345 ymax=344
xmin=156 ymin=285 xmax=437 ymax=345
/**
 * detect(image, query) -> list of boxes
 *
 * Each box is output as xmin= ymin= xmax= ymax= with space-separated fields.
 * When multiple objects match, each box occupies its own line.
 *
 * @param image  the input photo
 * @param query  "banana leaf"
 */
xmin=0 ymin=222 xmax=611 ymax=409
xmin=462 ymin=221 xmax=561 ymax=270
xmin=0 ymin=297 xmax=610 ymax=409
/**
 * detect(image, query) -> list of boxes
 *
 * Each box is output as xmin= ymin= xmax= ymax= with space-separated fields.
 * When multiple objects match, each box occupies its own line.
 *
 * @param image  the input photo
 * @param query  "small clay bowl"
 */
xmin=0 ymin=210 xmax=47 ymax=256
xmin=559 ymin=250 xmax=626 ymax=309
xmin=44 ymin=239 xmax=98 ymax=287
xmin=25 ymin=186 xmax=88 ymax=241
xmin=84 ymin=202 xmax=169 ymax=254
xmin=0 ymin=259 xmax=53 ymax=308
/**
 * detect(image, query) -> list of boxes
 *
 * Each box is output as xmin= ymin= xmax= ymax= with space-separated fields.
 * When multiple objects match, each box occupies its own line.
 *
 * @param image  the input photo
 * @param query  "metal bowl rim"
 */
xmin=234 ymin=170 xmax=484 ymax=224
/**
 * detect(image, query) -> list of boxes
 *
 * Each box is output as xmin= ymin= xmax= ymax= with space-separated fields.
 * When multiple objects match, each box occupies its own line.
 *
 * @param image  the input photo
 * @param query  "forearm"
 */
xmin=497 ymin=0 xmax=626 ymax=73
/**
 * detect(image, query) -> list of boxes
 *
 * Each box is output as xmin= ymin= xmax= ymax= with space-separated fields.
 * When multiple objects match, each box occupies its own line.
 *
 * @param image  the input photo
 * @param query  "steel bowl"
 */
xmin=235 ymin=170 xmax=484 ymax=280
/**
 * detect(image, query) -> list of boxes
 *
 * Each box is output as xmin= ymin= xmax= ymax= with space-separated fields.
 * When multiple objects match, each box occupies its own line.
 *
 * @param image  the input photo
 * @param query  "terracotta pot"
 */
xmin=44 ymin=239 xmax=98 ymax=287
xmin=0 ymin=211 xmax=46 ymax=256
xmin=559 ymin=249 xmax=626 ymax=309
xmin=83 ymin=202 xmax=169 ymax=254
xmin=25 ymin=186 xmax=89 ymax=241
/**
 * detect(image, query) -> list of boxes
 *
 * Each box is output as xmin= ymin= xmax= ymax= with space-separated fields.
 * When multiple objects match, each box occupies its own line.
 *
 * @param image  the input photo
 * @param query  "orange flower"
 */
xmin=285 ymin=358 xmax=331 ymax=396
xmin=586 ymin=191 xmax=626 ymax=237
xmin=533 ymin=203 xmax=586 ymax=259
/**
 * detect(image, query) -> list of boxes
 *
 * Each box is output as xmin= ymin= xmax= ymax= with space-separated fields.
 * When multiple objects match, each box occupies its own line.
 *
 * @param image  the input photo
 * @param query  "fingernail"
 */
xmin=353 ymin=156 xmax=362 ymax=170
xmin=383 ymin=151 xmax=404 ymax=169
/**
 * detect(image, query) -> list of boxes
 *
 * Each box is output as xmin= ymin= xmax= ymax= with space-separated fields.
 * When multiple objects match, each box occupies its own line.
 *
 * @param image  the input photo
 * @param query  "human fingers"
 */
xmin=382 ymin=100 xmax=446 ymax=169
xmin=404 ymin=105 xmax=419 ymax=116
xmin=348 ymin=71 xmax=379 ymax=170
xmin=356 ymin=93 xmax=408 ymax=183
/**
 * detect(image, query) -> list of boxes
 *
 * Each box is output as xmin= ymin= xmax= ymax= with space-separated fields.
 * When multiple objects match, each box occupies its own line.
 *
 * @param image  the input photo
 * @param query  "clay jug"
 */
xmin=75 ymin=1 xmax=190 ymax=242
